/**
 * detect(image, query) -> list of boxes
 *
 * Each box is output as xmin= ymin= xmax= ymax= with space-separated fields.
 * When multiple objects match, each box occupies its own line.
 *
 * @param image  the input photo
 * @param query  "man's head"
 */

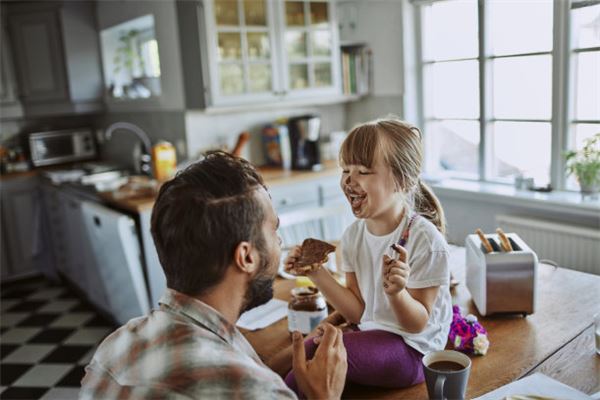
xmin=151 ymin=151 xmax=281 ymax=310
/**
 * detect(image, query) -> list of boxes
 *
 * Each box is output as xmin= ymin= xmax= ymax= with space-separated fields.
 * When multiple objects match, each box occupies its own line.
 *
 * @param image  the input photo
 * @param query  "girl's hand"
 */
xmin=382 ymin=244 xmax=410 ymax=296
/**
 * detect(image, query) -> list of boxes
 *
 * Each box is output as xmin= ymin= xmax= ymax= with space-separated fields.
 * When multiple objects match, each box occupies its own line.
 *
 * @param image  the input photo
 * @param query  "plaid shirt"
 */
xmin=81 ymin=289 xmax=296 ymax=399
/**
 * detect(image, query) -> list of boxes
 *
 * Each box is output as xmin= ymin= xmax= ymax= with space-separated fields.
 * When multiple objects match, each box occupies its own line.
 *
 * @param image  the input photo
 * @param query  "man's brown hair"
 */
xmin=151 ymin=151 xmax=267 ymax=296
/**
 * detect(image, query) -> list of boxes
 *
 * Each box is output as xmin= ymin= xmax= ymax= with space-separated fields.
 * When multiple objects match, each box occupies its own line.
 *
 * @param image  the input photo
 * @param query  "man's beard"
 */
xmin=241 ymin=250 xmax=275 ymax=314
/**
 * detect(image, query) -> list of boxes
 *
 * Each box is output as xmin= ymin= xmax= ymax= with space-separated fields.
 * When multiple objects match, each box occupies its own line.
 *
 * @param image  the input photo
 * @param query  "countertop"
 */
xmin=100 ymin=160 xmax=342 ymax=214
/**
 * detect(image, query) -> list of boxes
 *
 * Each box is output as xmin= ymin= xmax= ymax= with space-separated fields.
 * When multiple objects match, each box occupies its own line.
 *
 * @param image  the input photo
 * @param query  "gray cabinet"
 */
xmin=0 ymin=5 xmax=23 ymax=119
xmin=0 ymin=175 xmax=47 ymax=280
xmin=7 ymin=1 xmax=104 ymax=116
xmin=43 ymin=185 xmax=112 ymax=314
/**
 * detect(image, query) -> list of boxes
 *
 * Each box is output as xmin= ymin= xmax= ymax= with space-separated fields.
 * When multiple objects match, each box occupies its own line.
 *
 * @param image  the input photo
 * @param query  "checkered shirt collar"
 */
xmin=158 ymin=288 xmax=237 ymax=345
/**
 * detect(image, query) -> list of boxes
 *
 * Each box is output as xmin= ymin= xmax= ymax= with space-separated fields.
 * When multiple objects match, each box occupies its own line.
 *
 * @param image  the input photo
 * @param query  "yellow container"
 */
xmin=151 ymin=141 xmax=177 ymax=182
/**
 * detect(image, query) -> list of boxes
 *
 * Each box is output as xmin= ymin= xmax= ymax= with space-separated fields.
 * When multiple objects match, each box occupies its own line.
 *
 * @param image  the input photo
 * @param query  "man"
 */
xmin=81 ymin=151 xmax=347 ymax=399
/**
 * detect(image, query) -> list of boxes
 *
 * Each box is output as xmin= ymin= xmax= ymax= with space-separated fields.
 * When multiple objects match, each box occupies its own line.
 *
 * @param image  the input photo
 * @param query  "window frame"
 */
xmin=411 ymin=0 xmax=600 ymax=191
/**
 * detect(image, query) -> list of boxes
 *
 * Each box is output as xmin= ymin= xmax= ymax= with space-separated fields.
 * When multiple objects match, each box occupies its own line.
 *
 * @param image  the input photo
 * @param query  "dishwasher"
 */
xmin=81 ymin=201 xmax=150 ymax=325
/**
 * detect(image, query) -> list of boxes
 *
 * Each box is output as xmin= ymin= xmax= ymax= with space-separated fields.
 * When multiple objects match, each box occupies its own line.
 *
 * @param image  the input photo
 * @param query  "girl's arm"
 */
xmin=383 ymin=244 xmax=440 ymax=333
xmin=308 ymin=269 xmax=365 ymax=324
xmin=387 ymin=286 xmax=439 ymax=333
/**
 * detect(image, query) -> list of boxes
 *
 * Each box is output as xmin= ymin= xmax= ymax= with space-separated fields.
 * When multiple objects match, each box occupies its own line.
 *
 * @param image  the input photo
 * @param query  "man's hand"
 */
xmin=382 ymin=244 xmax=410 ymax=296
xmin=292 ymin=323 xmax=347 ymax=400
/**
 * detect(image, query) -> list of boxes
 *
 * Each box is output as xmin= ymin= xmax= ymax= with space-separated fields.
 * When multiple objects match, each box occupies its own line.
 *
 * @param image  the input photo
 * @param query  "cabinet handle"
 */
xmin=280 ymin=198 xmax=290 ymax=206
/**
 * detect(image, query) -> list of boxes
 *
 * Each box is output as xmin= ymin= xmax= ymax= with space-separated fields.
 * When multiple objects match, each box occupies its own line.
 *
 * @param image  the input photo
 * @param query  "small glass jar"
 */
xmin=288 ymin=286 xmax=328 ymax=334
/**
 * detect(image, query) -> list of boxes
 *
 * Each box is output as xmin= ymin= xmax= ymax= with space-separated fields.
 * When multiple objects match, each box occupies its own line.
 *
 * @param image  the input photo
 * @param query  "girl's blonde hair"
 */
xmin=339 ymin=117 xmax=447 ymax=235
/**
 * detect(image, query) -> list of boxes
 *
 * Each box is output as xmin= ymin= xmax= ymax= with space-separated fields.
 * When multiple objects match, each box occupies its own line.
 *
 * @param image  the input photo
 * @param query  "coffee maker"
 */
xmin=288 ymin=114 xmax=322 ymax=171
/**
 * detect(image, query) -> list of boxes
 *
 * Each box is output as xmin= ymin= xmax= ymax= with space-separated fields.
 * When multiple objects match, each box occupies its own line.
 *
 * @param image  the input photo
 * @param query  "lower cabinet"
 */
xmin=42 ymin=184 xmax=150 ymax=323
xmin=43 ymin=184 xmax=111 ymax=313
xmin=1 ymin=175 xmax=53 ymax=281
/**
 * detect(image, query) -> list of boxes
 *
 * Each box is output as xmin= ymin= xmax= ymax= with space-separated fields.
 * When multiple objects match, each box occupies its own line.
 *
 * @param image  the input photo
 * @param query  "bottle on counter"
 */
xmin=288 ymin=286 xmax=328 ymax=335
xmin=151 ymin=141 xmax=177 ymax=182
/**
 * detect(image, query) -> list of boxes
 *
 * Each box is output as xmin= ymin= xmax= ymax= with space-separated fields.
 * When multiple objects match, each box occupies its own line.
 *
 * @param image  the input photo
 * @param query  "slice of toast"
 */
xmin=290 ymin=238 xmax=336 ymax=274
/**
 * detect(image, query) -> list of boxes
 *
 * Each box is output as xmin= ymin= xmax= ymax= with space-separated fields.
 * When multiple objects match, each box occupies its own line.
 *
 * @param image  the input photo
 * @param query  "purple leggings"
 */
xmin=284 ymin=328 xmax=424 ymax=397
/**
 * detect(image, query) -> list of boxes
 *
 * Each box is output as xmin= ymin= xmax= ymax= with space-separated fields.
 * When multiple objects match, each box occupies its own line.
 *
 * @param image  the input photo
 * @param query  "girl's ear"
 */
xmin=233 ymin=241 xmax=258 ymax=274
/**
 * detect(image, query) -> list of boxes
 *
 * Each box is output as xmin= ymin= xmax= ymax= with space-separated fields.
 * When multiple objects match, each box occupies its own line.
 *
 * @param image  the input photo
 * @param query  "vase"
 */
xmin=579 ymin=180 xmax=600 ymax=200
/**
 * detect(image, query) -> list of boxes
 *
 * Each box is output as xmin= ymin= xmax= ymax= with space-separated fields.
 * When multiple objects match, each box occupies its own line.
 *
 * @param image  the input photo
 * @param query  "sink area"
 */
xmin=80 ymin=170 xmax=129 ymax=192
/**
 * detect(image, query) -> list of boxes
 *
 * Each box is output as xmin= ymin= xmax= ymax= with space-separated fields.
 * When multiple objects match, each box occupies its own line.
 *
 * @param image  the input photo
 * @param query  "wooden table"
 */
xmin=242 ymin=248 xmax=600 ymax=398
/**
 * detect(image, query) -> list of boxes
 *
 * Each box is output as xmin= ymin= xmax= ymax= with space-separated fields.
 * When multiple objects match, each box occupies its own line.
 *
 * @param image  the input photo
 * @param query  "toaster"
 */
xmin=465 ymin=232 xmax=538 ymax=316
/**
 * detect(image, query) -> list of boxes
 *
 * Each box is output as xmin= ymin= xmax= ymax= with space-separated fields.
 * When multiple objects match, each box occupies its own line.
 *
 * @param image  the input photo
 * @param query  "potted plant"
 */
xmin=564 ymin=132 xmax=600 ymax=196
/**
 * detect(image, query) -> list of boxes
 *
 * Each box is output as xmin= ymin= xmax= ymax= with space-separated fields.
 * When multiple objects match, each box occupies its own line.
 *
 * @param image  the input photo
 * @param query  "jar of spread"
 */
xmin=288 ymin=286 xmax=328 ymax=334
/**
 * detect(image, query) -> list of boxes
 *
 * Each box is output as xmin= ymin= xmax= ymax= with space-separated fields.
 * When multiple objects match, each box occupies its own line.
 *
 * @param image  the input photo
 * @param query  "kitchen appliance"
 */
xmin=28 ymin=128 xmax=97 ymax=167
xmin=81 ymin=201 xmax=150 ymax=325
xmin=288 ymin=115 xmax=322 ymax=171
xmin=466 ymin=232 xmax=538 ymax=316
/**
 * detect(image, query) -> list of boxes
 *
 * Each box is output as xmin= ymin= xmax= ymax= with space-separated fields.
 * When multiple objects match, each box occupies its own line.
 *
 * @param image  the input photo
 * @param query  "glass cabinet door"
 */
xmin=283 ymin=0 xmax=337 ymax=94
xmin=209 ymin=0 xmax=278 ymax=101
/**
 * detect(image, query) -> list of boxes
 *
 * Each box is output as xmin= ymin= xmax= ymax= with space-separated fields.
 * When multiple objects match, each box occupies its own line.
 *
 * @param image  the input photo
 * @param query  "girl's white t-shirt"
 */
xmin=340 ymin=215 xmax=452 ymax=355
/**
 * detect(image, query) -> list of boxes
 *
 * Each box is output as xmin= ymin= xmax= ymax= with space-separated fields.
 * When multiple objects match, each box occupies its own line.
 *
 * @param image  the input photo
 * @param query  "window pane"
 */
xmin=425 ymin=61 xmax=479 ymax=119
xmin=290 ymin=64 xmax=308 ymax=89
xmin=422 ymin=0 xmax=478 ymax=61
xmin=247 ymin=32 xmax=270 ymax=60
xmin=285 ymin=31 xmax=307 ymax=59
xmin=489 ymin=1 xmax=553 ymax=55
xmin=215 ymin=0 xmax=239 ymax=26
xmin=574 ymin=51 xmax=600 ymax=121
xmin=219 ymin=63 xmax=244 ymax=95
xmin=572 ymin=4 xmax=600 ymax=49
xmin=312 ymin=30 xmax=331 ymax=57
xmin=426 ymin=120 xmax=480 ymax=175
xmin=218 ymin=33 xmax=242 ymax=61
xmin=243 ymin=0 xmax=267 ymax=26
xmin=566 ymin=123 xmax=600 ymax=189
xmin=286 ymin=1 xmax=305 ymax=26
xmin=491 ymin=122 xmax=551 ymax=186
xmin=493 ymin=55 xmax=552 ymax=120
xmin=310 ymin=2 xmax=329 ymax=27
xmin=248 ymin=64 xmax=271 ymax=92
xmin=314 ymin=62 xmax=331 ymax=87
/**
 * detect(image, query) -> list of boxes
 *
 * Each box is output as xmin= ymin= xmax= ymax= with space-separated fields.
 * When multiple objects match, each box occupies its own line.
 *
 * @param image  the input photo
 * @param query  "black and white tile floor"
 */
xmin=0 ymin=276 xmax=116 ymax=399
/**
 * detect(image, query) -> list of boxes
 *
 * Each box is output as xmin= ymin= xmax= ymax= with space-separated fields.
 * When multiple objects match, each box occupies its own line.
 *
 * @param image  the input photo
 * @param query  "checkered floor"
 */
xmin=0 ymin=276 xmax=116 ymax=399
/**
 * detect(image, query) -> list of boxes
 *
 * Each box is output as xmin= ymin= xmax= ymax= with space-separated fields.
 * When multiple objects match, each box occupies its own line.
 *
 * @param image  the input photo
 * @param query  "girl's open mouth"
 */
xmin=346 ymin=188 xmax=367 ymax=212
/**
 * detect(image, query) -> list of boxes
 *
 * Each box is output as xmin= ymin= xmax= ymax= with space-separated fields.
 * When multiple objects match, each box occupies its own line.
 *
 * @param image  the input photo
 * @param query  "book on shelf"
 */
xmin=340 ymin=44 xmax=371 ymax=96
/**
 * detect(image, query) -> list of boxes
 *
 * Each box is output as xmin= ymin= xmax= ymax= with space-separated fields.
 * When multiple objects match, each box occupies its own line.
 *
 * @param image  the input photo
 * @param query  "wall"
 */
xmin=341 ymin=0 xmax=406 ymax=126
xmin=434 ymin=190 xmax=600 ymax=246
xmin=94 ymin=111 xmax=186 ymax=171
xmin=184 ymin=104 xmax=346 ymax=165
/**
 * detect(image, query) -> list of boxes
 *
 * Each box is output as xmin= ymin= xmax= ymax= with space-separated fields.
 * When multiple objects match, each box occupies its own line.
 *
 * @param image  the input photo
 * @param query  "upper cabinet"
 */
xmin=0 ymin=6 xmax=23 ymax=119
xmin=181 ymin=0 xmax=342 ymax=109
xmin=6 ymin=1 xmax=104 ymax=117
xmin=96 ymin=0 xmax=185 ymax=112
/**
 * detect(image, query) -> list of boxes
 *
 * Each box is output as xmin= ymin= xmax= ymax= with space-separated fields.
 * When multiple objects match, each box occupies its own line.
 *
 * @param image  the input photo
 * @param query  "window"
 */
xmin=415 ymin=0 xmax=600 ymax=190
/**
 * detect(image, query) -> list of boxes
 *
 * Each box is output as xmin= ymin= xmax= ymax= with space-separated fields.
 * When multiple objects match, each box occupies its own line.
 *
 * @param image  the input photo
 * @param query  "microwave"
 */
xmin=29 ymin=128 xmax=97 ymax=167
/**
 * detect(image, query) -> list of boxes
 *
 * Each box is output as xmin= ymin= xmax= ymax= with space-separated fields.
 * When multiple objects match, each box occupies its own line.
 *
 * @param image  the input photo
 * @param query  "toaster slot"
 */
xmin=481 ymin=238 xmax=501 ymax=253
xmin=508 ymin=237 xmax=521 ymax=251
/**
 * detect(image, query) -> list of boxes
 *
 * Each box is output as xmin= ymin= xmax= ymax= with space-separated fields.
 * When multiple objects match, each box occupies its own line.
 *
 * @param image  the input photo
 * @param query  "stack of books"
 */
xmin=341 ymin=44 xmax=371 ymax=96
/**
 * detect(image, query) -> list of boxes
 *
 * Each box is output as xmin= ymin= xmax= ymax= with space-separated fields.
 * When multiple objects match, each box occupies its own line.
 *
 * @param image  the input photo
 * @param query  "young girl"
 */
xmin=283 ymin=117 xmax=452 ymax=394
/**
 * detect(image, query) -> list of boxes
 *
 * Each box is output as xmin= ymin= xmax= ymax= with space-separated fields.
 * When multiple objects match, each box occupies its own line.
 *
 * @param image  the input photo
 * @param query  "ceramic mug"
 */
xmin=423 ymin=350 xmax=471 ymax=400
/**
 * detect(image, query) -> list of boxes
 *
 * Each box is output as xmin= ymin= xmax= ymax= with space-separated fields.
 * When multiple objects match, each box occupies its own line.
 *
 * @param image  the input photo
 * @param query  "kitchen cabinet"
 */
xmin=319 ymin=175 xmax=354 ymax=241
xmin=81 ymin=201 xmax=150 ymax=324
xmin=0 ymin=175 xmax=48 ymax=280
xmin=7 ymin=1 xmax=104 ymax=117
xmin=180 ymin=0 xmax=341 ymax=109
xmin=96 ymin=0 xmax=185 ymax=112
xmin=42 ymin=184 xmax=111 ymax=314
xmin=0 ymin=5 xmax=23 ymax=119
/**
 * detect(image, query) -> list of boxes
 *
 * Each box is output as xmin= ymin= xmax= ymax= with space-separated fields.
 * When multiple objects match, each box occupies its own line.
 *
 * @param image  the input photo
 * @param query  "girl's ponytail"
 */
xmin=414 ymin=180 xmax=446 ymax=235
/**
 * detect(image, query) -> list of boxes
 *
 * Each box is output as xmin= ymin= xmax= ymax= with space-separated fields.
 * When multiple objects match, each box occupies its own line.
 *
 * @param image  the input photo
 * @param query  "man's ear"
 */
xmin=233 ymin=241 xmax=257 ymax=274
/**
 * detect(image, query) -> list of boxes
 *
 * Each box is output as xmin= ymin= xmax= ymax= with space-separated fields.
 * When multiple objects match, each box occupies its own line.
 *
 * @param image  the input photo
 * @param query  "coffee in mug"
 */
xmin=423 ymin=350 xmax=471 ymax=400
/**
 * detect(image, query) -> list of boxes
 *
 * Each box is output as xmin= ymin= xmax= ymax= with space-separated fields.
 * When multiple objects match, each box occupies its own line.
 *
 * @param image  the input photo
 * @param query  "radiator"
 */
xmin=496 ymin=215 xmax=600 ymax=275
